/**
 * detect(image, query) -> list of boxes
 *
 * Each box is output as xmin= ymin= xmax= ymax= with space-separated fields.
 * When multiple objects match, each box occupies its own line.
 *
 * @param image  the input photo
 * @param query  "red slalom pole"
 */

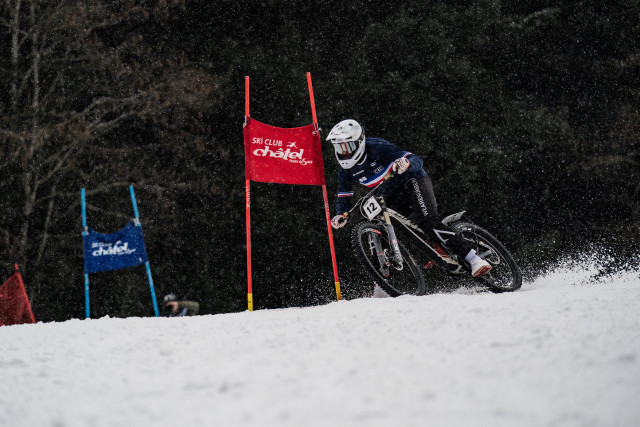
xmin=245 ymin=76 xmax=250 ymax=117
xmin=307 ymin=72 xmax=342 ymax=301
xmin=244 ymin=76 xmax=254 ymax=311
xmin=307 ymin=72 xmax=318 ymax=123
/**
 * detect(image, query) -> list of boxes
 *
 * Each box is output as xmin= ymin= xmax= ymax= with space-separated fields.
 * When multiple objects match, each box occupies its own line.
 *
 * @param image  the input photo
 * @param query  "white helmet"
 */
xmin=326 ymin=119 xmax=366 ymax=169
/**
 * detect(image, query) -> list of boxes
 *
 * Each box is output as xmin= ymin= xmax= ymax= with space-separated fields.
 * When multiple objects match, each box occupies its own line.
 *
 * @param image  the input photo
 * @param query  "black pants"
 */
xmin=385 ymin=175 xmax=471 ymax=259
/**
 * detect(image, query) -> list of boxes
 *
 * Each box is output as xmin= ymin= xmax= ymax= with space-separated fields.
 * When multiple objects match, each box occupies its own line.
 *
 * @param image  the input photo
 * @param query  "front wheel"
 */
xmin=453 ymin=222 xmax=522 ymax=292
xmin=352 ymin=222 xmax=426 ymax=297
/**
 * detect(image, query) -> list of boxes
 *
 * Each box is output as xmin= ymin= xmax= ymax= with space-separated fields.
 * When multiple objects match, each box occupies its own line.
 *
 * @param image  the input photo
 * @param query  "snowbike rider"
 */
xmin=327 ymin=119 xmax=492 ymax=278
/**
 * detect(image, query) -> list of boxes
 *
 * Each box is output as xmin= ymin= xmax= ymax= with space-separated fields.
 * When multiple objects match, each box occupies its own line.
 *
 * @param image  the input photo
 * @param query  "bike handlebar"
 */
xmin=343 ymin=171 xmax=395 ymax=218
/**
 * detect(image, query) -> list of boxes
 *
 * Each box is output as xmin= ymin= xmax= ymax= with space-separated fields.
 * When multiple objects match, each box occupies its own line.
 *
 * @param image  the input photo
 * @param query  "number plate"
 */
xmin=364 ymin=197 xmax=382 ymax=220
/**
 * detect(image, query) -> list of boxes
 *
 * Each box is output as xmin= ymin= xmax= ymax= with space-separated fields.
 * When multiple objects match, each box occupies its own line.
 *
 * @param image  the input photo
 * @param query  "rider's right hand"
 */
xmin=331 ymin=214 xmax=348 ymax=229
xmin=392 ymin=157 xmax=410 ymax=174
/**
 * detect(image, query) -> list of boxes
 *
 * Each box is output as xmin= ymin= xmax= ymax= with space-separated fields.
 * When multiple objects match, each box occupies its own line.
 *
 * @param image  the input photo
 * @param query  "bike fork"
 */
xmin=381 ymin=205 xmax=403 ymax=266
xmin=383 ymin=224 xmax=404 ymax=266
xmin=367 ymin=232 xmax=389 ymax=277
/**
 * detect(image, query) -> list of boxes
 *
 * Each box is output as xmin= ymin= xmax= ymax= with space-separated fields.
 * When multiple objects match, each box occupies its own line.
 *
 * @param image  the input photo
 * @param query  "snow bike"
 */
xmin=345 ymin=174 xmax=522 ymax=297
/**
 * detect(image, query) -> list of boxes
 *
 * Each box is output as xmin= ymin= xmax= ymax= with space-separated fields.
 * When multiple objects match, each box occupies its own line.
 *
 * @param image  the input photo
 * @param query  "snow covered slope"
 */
xmin=1 ymin=264 xmax=639 ymax=427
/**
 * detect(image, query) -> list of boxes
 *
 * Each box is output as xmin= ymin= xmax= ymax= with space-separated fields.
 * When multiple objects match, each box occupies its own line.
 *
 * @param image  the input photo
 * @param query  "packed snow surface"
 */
xmin=1 ymin=263 xmax=639 ymax=427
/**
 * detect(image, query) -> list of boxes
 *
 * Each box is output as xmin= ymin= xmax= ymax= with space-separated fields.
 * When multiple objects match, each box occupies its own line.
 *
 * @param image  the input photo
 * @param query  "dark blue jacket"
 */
xmin=336 ymin=137 xmax=427 ymax=215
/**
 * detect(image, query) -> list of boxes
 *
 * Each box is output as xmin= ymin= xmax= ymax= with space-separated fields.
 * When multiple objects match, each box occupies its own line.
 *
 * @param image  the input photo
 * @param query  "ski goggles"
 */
xmin=333 ymin=134 xmax=364 ymax=159
xmin=334 ymin=141 xmax=358 ymax=159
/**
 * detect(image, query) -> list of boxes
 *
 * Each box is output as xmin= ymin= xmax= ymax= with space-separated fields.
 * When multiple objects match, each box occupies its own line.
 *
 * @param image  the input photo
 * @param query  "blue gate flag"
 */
xmin=83 ymin=220 xmax=149 ymax=274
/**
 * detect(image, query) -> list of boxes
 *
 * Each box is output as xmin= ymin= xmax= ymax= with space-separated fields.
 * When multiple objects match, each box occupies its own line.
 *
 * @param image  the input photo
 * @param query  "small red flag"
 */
xmin=244 ymin=118 xmax=325 ymax=186
xmin=0 ymin=271 xmax=36 ymax=326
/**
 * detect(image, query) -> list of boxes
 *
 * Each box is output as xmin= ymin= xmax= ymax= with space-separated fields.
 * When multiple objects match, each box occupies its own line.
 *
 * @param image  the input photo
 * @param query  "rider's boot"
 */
xmin=465 ymin=249 xmax=492 ymax=277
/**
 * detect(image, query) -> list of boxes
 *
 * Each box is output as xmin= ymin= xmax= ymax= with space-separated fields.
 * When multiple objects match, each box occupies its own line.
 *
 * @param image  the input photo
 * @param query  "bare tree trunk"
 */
xmin=8 ymin=0 xmax=22 ymax=108
xmin=18 ymin=0 xmax=42 ymax=270
xmin=29 ymin=0 xmax=38 ymax=111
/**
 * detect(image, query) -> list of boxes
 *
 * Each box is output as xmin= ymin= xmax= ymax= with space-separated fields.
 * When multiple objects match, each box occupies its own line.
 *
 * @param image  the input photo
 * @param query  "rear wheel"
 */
xmin=352 ymin=222 xmax=426 ymax=297
xmin=453 ymin=222 xmax=522 ymax=292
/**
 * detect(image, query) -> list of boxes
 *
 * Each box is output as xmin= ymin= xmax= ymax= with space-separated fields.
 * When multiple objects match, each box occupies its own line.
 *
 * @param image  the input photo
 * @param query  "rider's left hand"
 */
xmin=392 ymin=157 xmax=410 ymax=174
xmin=331 ymin=214 xmax=348 ymax=229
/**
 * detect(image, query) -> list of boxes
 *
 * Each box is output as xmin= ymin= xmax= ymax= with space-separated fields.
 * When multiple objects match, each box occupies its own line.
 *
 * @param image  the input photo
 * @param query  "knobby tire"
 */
xmin=453 ymin=222 xmax=522 ymax=292
xmin=352 ymin=222 xmax=426 ymax=297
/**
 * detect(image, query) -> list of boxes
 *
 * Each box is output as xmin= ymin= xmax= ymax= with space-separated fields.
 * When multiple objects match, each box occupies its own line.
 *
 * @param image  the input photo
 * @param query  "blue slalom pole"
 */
xmin=129 ymin=186 xmax=160 ymax=317
xmin=84 ymin=274 xmax=90 ymax=319
xmin=81 ymin=188 xmax=91 ymax=319
xmin=145 ymin=262 xmax=159 ymax=316
xmin=129 ymin=185 xmax=140 ymax=220
xmin=81 ymin=188 xmax=87 ymax=231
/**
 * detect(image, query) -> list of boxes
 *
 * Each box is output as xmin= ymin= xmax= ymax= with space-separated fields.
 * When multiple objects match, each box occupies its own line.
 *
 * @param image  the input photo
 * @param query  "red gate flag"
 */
xmin=243 ymin=118 xmax=325 ymax=186
xmin=0 ymin=267 xmax=36 ymax=326
xmin=243 ymin=73 xmax=342 ymax=312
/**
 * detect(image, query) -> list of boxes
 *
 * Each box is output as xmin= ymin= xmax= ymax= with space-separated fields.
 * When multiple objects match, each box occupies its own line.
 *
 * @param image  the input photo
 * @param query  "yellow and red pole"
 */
xmin=307 ymin=72 xmax=342 ymax=301
xmin=245 ymin=76 xmax=254 ymax=311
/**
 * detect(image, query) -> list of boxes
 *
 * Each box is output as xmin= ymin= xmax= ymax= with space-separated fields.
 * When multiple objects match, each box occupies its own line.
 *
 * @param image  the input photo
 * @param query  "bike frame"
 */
xmin=348 ymin=174 xmax=523 ymax=294
xmin=347 ymin=176 xmax=465 ymax=274
xmin=385 ymin=207 xmax=464 ymax=273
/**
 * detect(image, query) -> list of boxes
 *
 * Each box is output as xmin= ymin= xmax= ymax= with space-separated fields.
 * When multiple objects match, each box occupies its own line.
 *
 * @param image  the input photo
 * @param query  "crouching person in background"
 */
xmin=163 ymin=293 xmax=200 ymax=317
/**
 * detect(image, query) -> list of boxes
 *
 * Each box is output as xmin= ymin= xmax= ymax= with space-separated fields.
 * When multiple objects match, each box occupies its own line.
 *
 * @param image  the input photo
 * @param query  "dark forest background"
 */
xmin=1 ymin=0 xmax=638 ymax=321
